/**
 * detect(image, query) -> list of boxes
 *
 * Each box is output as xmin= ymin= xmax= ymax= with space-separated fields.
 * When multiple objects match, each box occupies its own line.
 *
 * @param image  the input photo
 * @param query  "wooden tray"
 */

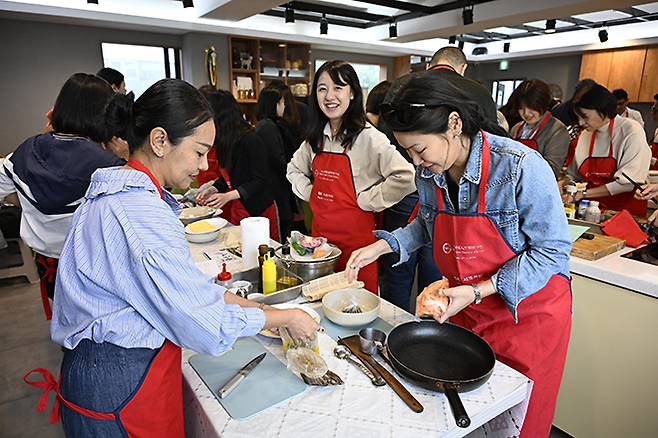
xmin=571 ymin=234 xmax=626 ymax=260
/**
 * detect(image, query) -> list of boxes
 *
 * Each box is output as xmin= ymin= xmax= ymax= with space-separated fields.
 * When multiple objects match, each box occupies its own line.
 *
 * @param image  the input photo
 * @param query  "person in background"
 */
xmin=196 ymin=90 xmax=279 ymax=240
xmin=550 ymin=78 xmax=597 ymax=140
xmin=346 ymin=73 xmax=572 ymax=438
xmin=255 ymin=87 xmax=296 ymax=241
xmin=194 ymin=85 xmax=222 ymax=186
xmin=32 ymin=79 xmax=319 ymax=437
xmin=0 ymin=73 xmax=125 ymax=320
xmin=649 ymin=93 xmax=658 ymax=170
xmin=510 ymin=79 xmax=570 ymax=177
xmin=97 ymin=67 xmax=127 ymax=94
xmin=635 ymin=183 xmax=658 ymax=224
xmin=365 ymin=80 xmax=391 ymax=127
xmin=612 ymin=88 xmax=645 ymax=128
xmin=561 ymin=84 xmax=651 ymax=217
xmin=287 ymin=60 xmax=416 ymax=294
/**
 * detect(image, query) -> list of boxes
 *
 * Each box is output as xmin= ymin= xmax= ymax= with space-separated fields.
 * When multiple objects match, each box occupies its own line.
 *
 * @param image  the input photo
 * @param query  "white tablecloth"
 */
xmin=182 ymin=227 xmax=531 ymax=438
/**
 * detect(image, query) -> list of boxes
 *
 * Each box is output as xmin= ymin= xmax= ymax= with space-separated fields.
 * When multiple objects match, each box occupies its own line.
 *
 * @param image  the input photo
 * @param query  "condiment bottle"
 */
xmin=577 ymin=199 xmax=590 ymax=220
xmin=217 ymin=263 xmax=233 ymax=289
xmin=277 ymin=246 xmax=298 ymax=291
xmin=257 ymin=244 xmax=269 ymax=292
xmin=585 ymin=200 xmax=601 ymax=223
xmin=564 ymin=184 xmax=577 ymax=203
xmin=564 ymin=204 xmax=576 ymax=219
xmin=262 ymin=252 xmax=277 ymax=295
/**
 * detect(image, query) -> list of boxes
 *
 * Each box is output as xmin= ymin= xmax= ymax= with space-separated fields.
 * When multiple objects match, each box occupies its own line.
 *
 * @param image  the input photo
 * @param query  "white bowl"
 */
xmin=322 ymin=288 xmax=380 ymax=327
xmin=184 ymin=217 xmax=227 ymax=243
xmin=179 ymin=206 xmax=216 ymax=226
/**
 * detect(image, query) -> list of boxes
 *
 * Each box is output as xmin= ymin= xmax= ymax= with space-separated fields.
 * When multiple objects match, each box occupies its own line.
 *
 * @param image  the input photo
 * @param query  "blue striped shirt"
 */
xmin=51 ymin=167 xmax=266 ymax=355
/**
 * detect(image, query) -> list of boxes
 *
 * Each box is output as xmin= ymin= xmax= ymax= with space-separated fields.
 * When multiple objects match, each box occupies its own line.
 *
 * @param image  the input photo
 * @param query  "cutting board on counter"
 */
xmin=571 ymin=233 xmax=626 ymax=260
xmin=189 ymin=337 xmax=307 ymax=420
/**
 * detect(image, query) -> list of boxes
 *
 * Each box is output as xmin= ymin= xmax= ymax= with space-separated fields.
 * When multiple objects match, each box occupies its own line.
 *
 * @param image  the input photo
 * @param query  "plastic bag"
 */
xmin=290 ymin=231 xmax=327 ymax=256
xmin=280 ymin=327 xmax=320 ymax=354
xmin=285 ymin=347 xmax=328 ymax=379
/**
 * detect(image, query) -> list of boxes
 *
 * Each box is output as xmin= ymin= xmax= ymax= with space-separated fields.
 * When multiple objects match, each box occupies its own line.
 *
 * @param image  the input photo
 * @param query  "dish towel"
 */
xmin=600 ymin=210 xmax=650 ymax=247
xmin=302 ymin=271 xmax=364 ymax=302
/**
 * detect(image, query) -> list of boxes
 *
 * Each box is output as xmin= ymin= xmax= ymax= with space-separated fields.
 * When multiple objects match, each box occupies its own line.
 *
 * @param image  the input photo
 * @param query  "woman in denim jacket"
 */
xmin=346 ymin=74 xmax=572 ymax=438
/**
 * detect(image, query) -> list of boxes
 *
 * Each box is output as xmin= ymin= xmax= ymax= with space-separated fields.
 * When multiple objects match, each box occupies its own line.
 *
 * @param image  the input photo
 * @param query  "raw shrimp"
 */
xmin=416 ymin=278 xmax=450 ymax=318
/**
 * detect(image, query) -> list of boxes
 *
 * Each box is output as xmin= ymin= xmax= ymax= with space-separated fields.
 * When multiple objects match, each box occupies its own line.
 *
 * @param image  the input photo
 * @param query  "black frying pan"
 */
xmin=386 ymin=320 xmax=495 ymax=428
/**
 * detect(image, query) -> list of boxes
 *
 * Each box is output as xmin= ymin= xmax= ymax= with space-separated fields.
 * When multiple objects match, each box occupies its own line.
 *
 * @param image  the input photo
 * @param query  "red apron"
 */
xmin=196 ymin=147 xmax=221 ymax=186
xmin=25 ymin=158 xmax=184 ymax=437
xmin=434 ymin=132 xmax=572 ymax=438
xmin=651 ymin=130 xmax=658 ymax=171
xmin=218 ymin=167 xmax=279 ymax=241
xmin=577 ymin=119 xmax=647 ymax=216
xmin=309 ymin=142 xmax=377 ymax=293
xmin=24 ymin=341 xmax=184 ymax=438
xmin=514 ymin=112 xmax=550 ymax=151
xmin=36 ymin=254 xmax=57 ymax=320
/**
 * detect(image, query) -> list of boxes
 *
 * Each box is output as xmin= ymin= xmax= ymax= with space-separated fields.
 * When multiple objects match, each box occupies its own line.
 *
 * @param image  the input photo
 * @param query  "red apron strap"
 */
xmin=24 ymin=368 xmax=115 ymax=424
xmin=407 ymin=201 xmax=420 ymax=224
xmin=477 ymin=130 xmax=490 ymax=214
xmin=127 ymin=157 xmax=164 ymax=200
xmin=36 ymin=255 xmax=57 ymax=320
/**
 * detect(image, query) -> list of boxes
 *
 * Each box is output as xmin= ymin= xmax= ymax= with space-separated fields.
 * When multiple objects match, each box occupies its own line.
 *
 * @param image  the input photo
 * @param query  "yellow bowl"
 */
xmin=322 ymin=288 xmax=380 ymax=327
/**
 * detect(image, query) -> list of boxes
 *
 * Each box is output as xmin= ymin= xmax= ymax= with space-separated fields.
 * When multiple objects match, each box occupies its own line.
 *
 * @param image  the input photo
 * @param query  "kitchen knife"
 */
xmin=621 ymin=172 xmax=658 ymax=204
xmin=218 ymin=352 xmax=266 ymax=398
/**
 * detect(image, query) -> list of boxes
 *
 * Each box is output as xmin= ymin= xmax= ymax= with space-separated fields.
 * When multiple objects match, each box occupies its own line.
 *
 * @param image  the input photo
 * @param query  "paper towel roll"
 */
xmin=240 ymin=217 xmax=270 ymax=270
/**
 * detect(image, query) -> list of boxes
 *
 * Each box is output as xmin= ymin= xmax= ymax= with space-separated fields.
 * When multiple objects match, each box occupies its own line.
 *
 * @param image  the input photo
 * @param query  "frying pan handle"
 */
xmin=445 ymin=385 xmax=470 ymax=428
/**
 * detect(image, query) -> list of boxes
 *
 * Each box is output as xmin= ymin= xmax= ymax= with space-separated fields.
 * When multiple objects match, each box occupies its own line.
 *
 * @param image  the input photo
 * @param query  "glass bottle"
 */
xmin=277 ymin=246 xmax=298 ymax=291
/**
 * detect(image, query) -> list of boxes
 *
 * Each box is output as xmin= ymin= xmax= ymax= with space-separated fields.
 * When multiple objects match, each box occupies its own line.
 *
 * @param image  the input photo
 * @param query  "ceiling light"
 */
xmin=545 ymin=19 xmax=556 ymax=33
xmin=599 ymin=28 xmax=608 ymax=43
xmin=503 ymin=42 xmax=510 ymax=53
xmin=320 ymin=14 xmax=328 ymax=36
xmin=87 ymin=0 xmax=98 ymax=4
xmin=182 ymin=0 xmax=193 ymax=8
xmin=389 ymin=21 xmax=398 ymax=40
xmin=449 ymin=36 xmax=456 ymax=45
xmin=285 ymin=3 xmax=295 ymax=25
xmin=463 ymin=7 xmax=474 ymax=26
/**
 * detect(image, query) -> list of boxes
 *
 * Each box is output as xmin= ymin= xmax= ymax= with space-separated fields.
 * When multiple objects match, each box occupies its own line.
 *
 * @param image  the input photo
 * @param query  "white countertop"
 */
xmin=569 ymin=244 xmax=658 ymax=299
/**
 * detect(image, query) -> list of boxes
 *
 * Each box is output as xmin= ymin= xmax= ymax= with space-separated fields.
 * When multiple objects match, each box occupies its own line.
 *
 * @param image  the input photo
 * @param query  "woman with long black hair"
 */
xmin=196 ymin=90 xmax=279 ymax=240
xmin=287 ymin=60 xmax=415 ymax=293
xmin=346 ymin=73 xmax=573 ymax=437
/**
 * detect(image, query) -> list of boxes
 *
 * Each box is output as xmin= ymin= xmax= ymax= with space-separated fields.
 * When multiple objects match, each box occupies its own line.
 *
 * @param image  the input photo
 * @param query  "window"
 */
xmin=314 ymin=60 xmax=388 ymax=99
xmin=491 ymin=79 xmax=524 ymax=108
xmin=101 ymin=43 xmax=182 ymax=98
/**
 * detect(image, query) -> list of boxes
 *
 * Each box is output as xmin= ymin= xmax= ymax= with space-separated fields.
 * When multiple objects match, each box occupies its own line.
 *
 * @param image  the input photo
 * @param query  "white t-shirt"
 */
xmin=620 ymin=107 xmax=645 ymax=128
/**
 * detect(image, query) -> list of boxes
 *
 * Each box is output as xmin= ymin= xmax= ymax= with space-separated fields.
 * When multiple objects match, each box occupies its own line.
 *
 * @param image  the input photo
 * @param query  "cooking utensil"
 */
xmin=322 ymin=289 xmax=380 ymax=327
xmin=333 ymin=345 xmax=385 ymax=386
xmin=386 ymin=321 xmax=495 ymax=428
xmin=273 ymin=245 xmax=341 ymax=281
xmin=339 ymin=336 xmax=424 ymax=413
xmin=621 ymin=172 xmax=658 ymax=204
xmin=218 ymin=352 xmax=266 ymax=398
xmin=358 ymin=328 xmax=386 ymax=356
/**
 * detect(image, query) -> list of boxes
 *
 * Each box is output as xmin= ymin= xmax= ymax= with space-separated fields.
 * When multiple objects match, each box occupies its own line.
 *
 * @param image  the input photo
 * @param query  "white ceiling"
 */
xmin=1 ymin=0 xmax=657 ymax=60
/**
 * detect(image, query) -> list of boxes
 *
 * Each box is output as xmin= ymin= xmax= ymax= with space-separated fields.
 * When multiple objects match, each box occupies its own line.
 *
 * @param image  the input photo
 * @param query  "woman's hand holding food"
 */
xmin=197 ymin=187 xmax=239 ymax=209
xmin=269 ymin=309 xmax=321 ymax=345
xmin=345 ymin=240 xmax=393 ymax=283
xmin=634 ymin=183 xmax=658 ymax=200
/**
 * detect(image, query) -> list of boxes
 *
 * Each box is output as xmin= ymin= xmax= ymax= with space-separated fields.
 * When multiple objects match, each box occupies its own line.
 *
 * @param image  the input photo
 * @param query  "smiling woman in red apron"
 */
xmin=24 ymin=80 xmax=321 ymax=437
xmin=346 ymin=74 xmax=573 ymax=437
xmin=509 ymin=79 xmax=570 ymax=178
xmin=561 ymin=84 xmax=651 ymax=217
xmin=287 ymin=61 xmax=415 ymax=294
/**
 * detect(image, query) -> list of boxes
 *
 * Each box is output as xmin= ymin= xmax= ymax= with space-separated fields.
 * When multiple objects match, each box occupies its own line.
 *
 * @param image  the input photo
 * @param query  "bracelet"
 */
xmin=259 ymin=302 xmax=265 ymax=310
xmin=472 ymin=284 xmax=482 ymax=305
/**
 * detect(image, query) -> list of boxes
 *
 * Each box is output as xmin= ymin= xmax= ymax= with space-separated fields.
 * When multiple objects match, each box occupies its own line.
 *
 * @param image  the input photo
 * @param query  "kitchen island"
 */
xmin=554 ymin=246 xmax=658 ymax=437
xmin=181 ymin=228 xmax=532 ymax=438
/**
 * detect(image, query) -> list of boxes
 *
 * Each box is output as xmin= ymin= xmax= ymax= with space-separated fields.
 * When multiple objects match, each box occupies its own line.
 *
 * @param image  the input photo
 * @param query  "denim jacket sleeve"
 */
xmin=375 ymin=132 xmax=572 ymax=321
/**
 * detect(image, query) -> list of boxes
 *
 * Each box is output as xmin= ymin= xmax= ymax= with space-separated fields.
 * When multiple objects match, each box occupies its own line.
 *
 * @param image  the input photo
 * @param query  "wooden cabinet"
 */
xmin=579 ymin=46 xmax=654 ymax=102
xmin=228 ymin=36 xmax=311 ymax=123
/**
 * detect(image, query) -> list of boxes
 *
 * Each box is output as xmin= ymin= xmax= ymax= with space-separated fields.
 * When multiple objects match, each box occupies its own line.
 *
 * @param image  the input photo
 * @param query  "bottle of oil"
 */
xmin=257 ymin=244 xmax=269 ymax=293
xmin=277 ymin=246 xmax=298 ymax=291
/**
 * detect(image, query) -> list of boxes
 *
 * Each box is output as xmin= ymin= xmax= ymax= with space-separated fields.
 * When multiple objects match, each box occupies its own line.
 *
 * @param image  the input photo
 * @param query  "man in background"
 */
xmin=97 ymin=67 xmax=127 ymax=94
xmin=613 ymin=88 xmax=644 ymax=128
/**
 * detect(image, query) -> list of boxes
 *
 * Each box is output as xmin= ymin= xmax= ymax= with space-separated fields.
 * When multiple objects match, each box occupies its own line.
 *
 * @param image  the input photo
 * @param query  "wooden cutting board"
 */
xmin=571 ymin=233 xmax=626 ymax=260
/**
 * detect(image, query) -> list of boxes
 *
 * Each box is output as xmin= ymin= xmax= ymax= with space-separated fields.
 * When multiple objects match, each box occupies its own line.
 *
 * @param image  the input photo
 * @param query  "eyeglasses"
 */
xmin=380 ymin=102 xmax=442 ymax=124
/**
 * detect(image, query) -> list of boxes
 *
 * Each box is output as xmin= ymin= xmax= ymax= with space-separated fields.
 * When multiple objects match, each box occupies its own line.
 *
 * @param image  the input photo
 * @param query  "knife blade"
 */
xmin=218 ymin=352 xmax=266 ymax=398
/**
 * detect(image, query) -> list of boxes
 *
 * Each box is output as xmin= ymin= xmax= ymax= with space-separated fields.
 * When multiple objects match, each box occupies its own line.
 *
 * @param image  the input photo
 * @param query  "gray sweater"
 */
xmin=511 ymin=114 xmax=570 ymax=177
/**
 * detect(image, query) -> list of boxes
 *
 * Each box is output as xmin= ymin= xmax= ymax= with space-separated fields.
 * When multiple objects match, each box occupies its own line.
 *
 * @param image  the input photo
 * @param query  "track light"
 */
xmin=320 ymin=13 xmax=328 ymax=36
xmin=462 ymin=6 xmax=474 ymax=26
xmin=449 ymin=36 xmax=457 ymax=45
xmin=87 ymin=0 xmax=98 ymax=4
xmin=599 ymin=28 xmax=608 ymax=43
xmin=285 ymin=3 xmax=295 ymax=25
xmin=458 ymin=40 xmax=465 ymax=50
xmin=182 ymin=0 xmax=193 ymax=8
xmin=503 ymin=42 xmax=510 ymax=53
xmin=545 ymin=19 xmax=556 ymax=34
xmin=389 ymin=21 xmax=398 ymax=40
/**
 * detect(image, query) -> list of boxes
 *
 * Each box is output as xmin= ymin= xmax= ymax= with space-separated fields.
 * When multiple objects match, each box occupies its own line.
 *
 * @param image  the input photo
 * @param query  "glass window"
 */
xmin=491 ymin=79 xmax=525 ymax=108
xmin=101 ymin=43 xmax=181 ymax=98
xmin=314 ymin=59 xmax=388 ymax=99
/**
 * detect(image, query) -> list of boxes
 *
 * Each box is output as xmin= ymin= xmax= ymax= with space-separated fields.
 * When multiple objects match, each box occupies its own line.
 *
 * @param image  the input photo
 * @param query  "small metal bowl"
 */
xmin=178 ymin=206 xmax=215 ymax=226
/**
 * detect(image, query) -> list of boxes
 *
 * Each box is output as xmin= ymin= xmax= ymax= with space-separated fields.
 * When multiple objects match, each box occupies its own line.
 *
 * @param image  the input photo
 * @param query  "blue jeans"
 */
xmin=59 ymin=339 xmax=159 ymax=437
xmin=379 ymin=192 xmax=441 ymax=311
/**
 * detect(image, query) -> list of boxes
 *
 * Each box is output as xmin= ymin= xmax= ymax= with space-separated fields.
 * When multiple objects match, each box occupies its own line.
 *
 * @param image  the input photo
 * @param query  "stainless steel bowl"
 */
xmin=274 ymin=244 xmax=342 ymax=282
xmin=178 ymin=206 xmax=215 ymax=226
